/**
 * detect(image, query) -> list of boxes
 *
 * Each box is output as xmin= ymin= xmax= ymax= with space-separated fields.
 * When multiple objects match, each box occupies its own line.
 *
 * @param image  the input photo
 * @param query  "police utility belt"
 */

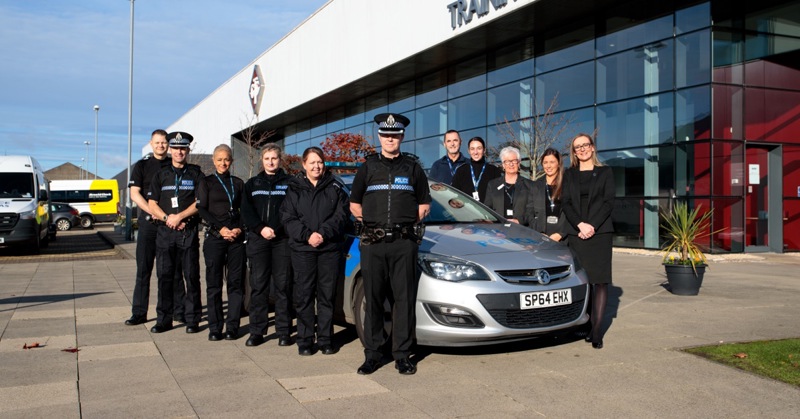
xmin=147 ymin=214 xmax=199 ymax=229
xmin=357 ymin=223 xmax=424 ymax=245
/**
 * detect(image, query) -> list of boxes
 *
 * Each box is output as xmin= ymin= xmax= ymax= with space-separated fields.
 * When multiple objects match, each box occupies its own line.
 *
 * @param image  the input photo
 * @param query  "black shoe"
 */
xmin=225 ymin=331 xmax=238 ymax=341
xmin=395 ymin=358 xmax=417 ymax=375
xmin=173 ymin=315 xmax=186 ymax=324
xmin=298 ymin=345 xmax=314 ymax=356
xmin=319 ymin=344 xmax=338 ymax=355
xmin=278 ymin=336 xmax=294 ymax=347
xmin=357 ymin=358 xmax=381 ymax=375
xmin=592 ymin=339 xmax=604 ymax=349
xmin=150 ymin=323 xmax=172 ymax=333
xmin=125 ymin=315 xmax=147 ymax=326
xmin=208 ymin=331 xmax=224 ymax=341
xmin=185 ymin=325 xmax=200 ymax=334
xmin=245 ymin=334 xmax=264 ymax=347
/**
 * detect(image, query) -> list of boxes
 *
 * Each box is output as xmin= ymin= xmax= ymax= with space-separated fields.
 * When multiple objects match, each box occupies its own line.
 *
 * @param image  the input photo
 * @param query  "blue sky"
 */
xmin=0 ymin=0 xmax=328 ymax=179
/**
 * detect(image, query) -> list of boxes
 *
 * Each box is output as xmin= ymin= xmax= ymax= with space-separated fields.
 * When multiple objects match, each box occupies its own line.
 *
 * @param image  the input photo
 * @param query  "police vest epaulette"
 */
xmin=142 ymin=153 xmax=152 ymax=160
xmin=364 ymin=153 xmax=380 ymax=162
xmin=401 ymin=152 xmax=421 ymax=164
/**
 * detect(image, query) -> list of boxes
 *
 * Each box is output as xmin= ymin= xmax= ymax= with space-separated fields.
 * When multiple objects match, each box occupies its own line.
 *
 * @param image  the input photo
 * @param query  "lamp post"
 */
xmin=80 ymin=158 xmax=85 ymax=180
xmin=83 ymin=141 xmax=90 ymax=178
xmin=125 ymin=0 xmax=135 ymax=241
xmin=93 ymin=105 xmax=100 ymax=179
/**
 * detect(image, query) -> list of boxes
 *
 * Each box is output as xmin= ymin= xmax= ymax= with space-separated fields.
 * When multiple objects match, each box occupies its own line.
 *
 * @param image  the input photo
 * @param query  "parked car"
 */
xmin=335 ymin=176 xmax=590 ymax=347
xmin=50 ymin=202 xmax=81 ymax=231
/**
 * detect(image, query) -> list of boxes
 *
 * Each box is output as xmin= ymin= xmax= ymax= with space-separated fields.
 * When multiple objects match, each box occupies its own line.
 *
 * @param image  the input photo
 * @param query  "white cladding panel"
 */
xmin=165 ymin=0 xmax=536 ymax=155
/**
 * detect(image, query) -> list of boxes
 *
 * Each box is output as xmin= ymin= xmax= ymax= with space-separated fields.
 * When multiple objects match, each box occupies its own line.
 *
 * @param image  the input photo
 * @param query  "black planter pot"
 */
xmin=664 ymin=264 xmax=706 ymax=295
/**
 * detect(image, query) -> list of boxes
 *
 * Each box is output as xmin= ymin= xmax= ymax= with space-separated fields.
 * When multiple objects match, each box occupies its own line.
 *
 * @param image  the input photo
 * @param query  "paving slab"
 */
xmin=0 ymin=238 xmax=799 ymax=418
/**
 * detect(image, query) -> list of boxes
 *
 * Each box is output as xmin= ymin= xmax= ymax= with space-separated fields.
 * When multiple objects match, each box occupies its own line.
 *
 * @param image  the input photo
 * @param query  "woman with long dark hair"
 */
xmin=280 ymin=147 xmax=350 ymax=356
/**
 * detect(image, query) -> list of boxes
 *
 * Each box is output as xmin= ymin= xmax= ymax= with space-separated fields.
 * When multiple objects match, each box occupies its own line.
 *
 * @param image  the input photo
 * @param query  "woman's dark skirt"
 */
xmin=568 ymin=232 xmax=613 ymax=284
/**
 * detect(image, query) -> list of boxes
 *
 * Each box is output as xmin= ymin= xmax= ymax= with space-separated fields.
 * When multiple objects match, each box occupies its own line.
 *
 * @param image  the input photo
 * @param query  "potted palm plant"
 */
xmin=660 ymin=202 xmax=719 ymax=295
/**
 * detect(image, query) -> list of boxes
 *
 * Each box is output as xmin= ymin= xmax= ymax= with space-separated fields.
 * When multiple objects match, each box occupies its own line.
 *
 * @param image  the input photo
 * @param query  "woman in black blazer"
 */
xmin=562 ymin=133 xmax=615 ymax=349
xmin=483 ymin=146 xmax=537 ymax=226
xmin=521 ymin=148 xmax=567 ymax=241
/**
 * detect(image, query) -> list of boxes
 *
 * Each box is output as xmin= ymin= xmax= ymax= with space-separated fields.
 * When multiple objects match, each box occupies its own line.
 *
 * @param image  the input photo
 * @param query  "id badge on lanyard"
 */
xmin=171 ymin=196 xmax=179 ymax=208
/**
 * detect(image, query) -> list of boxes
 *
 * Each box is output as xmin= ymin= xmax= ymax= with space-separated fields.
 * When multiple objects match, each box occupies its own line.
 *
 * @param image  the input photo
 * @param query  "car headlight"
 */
xmin=418 ymin=253 xmax=491 ymax=282
xmin=19 ymin=209 xmax=37 ymax=220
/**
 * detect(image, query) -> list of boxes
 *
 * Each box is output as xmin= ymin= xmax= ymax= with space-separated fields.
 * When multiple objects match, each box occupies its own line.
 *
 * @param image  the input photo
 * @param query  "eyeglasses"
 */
xmin=573 ymin=142 xmax=593 ymax=151
xmin=502 ymin=159 xmax=519 ymax=166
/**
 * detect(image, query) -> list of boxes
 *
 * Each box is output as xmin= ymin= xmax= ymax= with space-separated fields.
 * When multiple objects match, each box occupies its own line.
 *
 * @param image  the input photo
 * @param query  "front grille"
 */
xmin=486 ymin=301 xmax=584 ymax=329
xmin=0 ymin=213 xmax=19 ymax=231
xmin=495 ymin=265 xmax=572 ymax=284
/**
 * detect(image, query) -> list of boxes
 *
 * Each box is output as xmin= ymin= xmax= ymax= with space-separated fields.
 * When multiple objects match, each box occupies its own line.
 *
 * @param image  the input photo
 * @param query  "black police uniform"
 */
xmin=280 ymin=170 xmax=350 ymax=353
xmin=197 ymin=170 xmax=246 ymax=339
xmin=350 ymin=151 xmax=431 ymax=363
xmin=240 ymin=168 xmax=293 ymax=344
xmin=147 ymin=159 xmax=204 ymax=331
xmin=128 ymin=153 xmax=187 ymax=324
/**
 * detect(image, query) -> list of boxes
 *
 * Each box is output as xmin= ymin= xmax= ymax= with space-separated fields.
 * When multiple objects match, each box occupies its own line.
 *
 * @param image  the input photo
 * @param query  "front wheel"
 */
xmin=80 ymin=215 xmax=94 ymax=229
xmin=56 ymin=218 xmax=72 ymax=231
xmin=353 ymin=277 xmax=393 ymax=347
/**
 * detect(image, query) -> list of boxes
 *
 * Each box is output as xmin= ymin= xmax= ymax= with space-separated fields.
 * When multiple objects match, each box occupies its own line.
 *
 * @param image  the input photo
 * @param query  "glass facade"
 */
xmin=274 ymin=0 xmax=800 ymax=253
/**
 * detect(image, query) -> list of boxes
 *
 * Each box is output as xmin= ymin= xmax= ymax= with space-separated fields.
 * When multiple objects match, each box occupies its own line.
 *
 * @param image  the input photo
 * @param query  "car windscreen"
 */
xmin=0 ymin=173 xmax=34 ymax=198
xmin=427 ymin=181 xmax=501 ymax=224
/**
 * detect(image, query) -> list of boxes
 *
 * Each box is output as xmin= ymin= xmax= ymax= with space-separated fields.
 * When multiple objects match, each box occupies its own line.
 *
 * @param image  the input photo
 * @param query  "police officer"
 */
xmin=125 ymin=129 xmax=186 ymax=326
xmin=197 ymin=144 xmax=246 ymax=341
xmin=147 ymin=132 xmax=204 ymax=334
xmin=350 ymin=113 xmax=431 ymax=375
xmin=241 ymin=143 xmax=294 ymax=347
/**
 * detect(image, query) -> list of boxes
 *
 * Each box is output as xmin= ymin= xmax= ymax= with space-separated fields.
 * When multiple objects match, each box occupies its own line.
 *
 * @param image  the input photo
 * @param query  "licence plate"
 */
xmin=520 ymin=289 xmax=572 ymax=310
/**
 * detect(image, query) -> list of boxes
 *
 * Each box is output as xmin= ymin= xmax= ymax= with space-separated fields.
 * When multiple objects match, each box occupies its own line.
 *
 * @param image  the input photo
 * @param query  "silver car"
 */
xmin=336 ymin=178 xmax=590 ymax=347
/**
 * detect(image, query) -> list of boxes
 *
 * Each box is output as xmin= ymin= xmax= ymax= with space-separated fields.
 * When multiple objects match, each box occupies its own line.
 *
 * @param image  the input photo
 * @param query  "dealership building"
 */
xmin=166 ymin=0 xmax=800 ymax=253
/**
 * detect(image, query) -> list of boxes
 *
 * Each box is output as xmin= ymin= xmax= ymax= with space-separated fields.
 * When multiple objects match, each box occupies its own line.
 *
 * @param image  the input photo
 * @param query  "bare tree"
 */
xmin=494 ymin=93 xmax=577 ymax=180
xmin=234 ymin=114 xmax=276 ymax=179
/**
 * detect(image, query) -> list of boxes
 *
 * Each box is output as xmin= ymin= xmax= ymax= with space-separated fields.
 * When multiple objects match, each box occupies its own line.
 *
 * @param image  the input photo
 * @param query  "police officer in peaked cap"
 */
xmin=349 ymin=113 xmax=431 ymax=375
xmin=146 ymin=131 xmax=205 ymax=334
xmin=125 ymin=129 xmax=186 ymax=326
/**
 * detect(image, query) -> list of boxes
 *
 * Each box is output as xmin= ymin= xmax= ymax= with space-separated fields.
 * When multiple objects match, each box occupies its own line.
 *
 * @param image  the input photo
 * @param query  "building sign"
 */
xmin=249 ymin=65 xmax=264 ymax=116
xmin=447 ymin=0 xmax=516 ymax=29
xmin=748 ymin=164 xmax=760 ymax=185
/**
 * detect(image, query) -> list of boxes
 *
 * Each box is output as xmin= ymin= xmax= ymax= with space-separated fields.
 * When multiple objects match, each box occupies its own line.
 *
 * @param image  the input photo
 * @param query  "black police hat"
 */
xmin=374 ymin=113 xmax=410 ymax=135
xmin=166 ymin=131 xmax=193 ymax=148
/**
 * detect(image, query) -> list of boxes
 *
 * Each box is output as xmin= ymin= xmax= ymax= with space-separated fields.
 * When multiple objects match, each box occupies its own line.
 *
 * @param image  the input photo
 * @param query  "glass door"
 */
xmin=745 ymin=144 xmax=782 ymax=252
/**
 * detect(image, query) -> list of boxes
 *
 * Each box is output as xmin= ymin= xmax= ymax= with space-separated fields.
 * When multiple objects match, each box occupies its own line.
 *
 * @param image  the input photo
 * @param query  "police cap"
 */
xmin=166 ymin=131 xmax=193 ymax=148
xmin=374 ymin=113 xmax=410 ymax=135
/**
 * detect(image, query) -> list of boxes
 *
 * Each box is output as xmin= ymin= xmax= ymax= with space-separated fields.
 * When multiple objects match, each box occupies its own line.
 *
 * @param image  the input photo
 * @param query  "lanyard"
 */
xmin=172 ymin=167 xmax=185 ymax=199
xmin=447 ymin=157 xmax=462 ymax=177
xmin=504 ymin=183 xmax=514 ymax=206
xmin=469 ymin=162 xmax=486 ymax=192
xmin=546 ymin=184 xmax=555 ymax=211
xmin=214 ymin=172 xmax=235 ymax=210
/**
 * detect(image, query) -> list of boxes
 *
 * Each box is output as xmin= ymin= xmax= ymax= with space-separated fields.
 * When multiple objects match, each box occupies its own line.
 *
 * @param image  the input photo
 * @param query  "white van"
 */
xmin=0 ymin=156 xmax=51 ymax=253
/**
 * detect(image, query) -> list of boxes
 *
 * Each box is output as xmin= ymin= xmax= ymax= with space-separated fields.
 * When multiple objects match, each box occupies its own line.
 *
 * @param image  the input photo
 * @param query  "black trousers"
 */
xmin=291 ymin=249 xmax=339 ymax=346
xmin=203 ymin=234 xmax=245 ymax=333
xmin=361 ymin=238 xmax=418 ymax=361
xmin=246 ymin=233 xmax=292 ymax=336
xmin=155 ymin=225 xmax=201 ymax=326
xmin=131 ymin=219 xmax=185 ymax=318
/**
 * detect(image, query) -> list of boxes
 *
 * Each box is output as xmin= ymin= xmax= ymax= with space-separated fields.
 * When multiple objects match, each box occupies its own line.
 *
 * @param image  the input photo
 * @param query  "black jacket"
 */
xmin=482 ymin=175 xmax=537 ymax=227
xmin=451 ymin=158 xmax=502 ymax=202
xmin=562 ymin=165 xmax=615 ymax=235
xmin=241 ymin=169 xmax=291 ymax=238
xmin=196 ymin=171 xmax=245 ymax=231
xmin=280 ymin=171 xmax=350 ymax=252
